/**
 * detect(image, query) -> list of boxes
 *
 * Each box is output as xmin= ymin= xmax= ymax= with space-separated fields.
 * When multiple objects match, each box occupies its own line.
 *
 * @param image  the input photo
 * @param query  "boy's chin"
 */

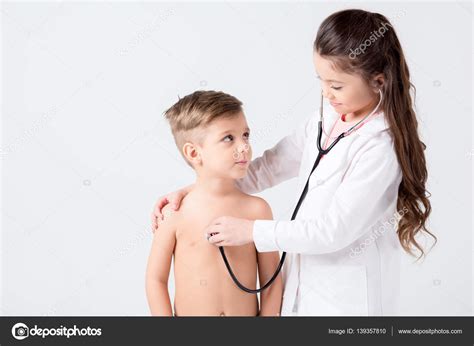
xmin=230 ymin=170 xmax=248 ymax=180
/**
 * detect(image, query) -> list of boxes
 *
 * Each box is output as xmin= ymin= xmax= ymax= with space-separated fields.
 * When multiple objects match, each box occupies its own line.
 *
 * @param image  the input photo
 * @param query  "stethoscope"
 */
xmin=218 ymin=89 xmax=384 ymax=294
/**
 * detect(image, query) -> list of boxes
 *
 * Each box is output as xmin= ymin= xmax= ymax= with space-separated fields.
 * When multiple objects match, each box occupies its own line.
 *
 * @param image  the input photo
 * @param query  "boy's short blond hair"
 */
xmin=164 ymin=90 xmax=243 ymax=165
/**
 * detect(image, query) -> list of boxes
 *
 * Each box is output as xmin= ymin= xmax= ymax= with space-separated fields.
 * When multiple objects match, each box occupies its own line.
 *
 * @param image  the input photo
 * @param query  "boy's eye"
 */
xmin=223 ymin=134 xmax=234 ymax=142
xmin=331 ymin=86 xmax=342 ymax=90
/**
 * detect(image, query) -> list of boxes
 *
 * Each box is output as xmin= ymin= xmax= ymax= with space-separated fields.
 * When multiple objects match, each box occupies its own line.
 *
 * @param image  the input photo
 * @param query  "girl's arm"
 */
xmin=252 ymin=140 xmax=403 ymax=254
xmin=146 ymin=206 xmax=177 ymax=316
xmin=236 ymin=114 xmax=316 ymax=194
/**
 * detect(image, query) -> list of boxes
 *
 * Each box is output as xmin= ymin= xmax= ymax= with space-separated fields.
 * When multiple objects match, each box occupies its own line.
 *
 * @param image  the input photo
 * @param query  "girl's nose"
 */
xmin=321 ymin=88 xmax=334 ymax=100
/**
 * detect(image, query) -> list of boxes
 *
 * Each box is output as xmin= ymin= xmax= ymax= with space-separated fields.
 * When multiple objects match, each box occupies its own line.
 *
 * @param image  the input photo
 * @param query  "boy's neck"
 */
xmin=193 ymin=175 xmax=239 ymax=197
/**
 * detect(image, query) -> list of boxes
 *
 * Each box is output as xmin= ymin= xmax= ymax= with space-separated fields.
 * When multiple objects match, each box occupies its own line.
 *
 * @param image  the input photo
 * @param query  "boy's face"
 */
xmin=196 ymin=111 xmax=252 ymax=180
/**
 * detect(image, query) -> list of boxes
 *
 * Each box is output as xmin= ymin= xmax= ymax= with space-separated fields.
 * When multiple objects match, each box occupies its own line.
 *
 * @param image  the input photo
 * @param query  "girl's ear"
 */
xmin=182 ymin=142 xmax=202 ymax=166
xmin=372 ymin=73 xmax=385 ymax=92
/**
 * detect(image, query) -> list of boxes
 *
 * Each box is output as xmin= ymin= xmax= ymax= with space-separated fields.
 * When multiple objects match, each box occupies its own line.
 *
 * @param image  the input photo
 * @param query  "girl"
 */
xmin=151 ymin=9 xmax=435 ymax=316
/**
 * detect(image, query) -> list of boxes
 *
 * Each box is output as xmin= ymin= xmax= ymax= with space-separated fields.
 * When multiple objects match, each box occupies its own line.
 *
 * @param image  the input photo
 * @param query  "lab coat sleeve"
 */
xmin=252 ymin=139 xmax=402 ymax=254
xmin=235 ymin=115 xmax=315 ymax=194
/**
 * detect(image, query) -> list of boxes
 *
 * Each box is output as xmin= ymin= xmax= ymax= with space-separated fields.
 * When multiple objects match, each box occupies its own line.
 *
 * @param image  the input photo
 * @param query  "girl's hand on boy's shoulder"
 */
xmin=151 ymin=185 xmax=194 ymax=233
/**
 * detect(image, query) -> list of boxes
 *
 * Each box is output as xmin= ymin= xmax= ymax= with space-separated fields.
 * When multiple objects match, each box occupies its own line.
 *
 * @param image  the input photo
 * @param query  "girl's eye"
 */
xmin=223 ymin=134 xmax=234 ymax=142
xmin=243 ymin=132 xmax=250 ymax=140
xmin=331 ymin=86 xmax=342 ymax=90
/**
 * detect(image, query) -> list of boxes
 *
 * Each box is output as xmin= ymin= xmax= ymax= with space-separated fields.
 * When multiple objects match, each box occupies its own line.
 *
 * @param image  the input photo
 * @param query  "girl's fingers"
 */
xmin=167 ymin=186 xmax=192 ymax=211
xmin=169 ymin=192 xmax=185 ymax=210
xmin=168 ymin=199 xmax=178 ymax=211
xmin=204 ymin=224 xmax=219 ymax=239
xmin=208 ymin=233 xmax=224 ymax=244
xmin=154 ymin=197 xmax=169 ymax=218
xmin=151 ymin=212 xmax=157 ymax=232
xmin=152 ymin=197 xmax=170 ymax=232
xmin=205 ymin=224 xmax=224 ymax=238
xmin=151 ymin=188 xmax=192 ymax=233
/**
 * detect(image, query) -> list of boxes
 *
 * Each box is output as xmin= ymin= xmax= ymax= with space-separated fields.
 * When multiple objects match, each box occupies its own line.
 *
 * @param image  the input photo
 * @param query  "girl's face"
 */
xmin=313 ymin=52 xmax=383 ymax=119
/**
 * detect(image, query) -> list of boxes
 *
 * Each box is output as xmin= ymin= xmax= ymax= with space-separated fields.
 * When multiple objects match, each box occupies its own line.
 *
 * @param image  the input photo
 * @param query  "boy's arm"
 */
xmin=254 ymin=199 xmax=283 ymax=316
xmin=146 ymin=205 xmax=177 ymax=316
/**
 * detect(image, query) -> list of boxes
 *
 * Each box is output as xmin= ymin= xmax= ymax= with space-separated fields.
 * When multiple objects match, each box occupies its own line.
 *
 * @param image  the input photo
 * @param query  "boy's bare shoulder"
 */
xmin=239 ymin=194 xmax=273 ymax=220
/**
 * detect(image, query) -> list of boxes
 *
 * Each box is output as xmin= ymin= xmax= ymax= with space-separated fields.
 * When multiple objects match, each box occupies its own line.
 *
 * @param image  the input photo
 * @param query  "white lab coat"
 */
xmin=237 ymin=109 xmax=403 ymax=316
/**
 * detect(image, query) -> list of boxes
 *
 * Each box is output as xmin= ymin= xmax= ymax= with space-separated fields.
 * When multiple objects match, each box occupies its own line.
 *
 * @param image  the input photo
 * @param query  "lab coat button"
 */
xmin=316 ymin=179 xmax=325 ymax=186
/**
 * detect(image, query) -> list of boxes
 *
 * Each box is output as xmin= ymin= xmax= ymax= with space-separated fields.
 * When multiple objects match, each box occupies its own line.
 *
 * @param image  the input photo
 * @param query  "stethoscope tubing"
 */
xmin=219 ymin=90 xmax=382 ymax=294
xmin=219 ymin=121 xmax=344 ymax=294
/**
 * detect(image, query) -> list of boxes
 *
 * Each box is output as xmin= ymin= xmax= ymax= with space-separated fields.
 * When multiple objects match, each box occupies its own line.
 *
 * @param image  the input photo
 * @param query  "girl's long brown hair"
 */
xmin=314 ymin=9 xmax=436 ymax=260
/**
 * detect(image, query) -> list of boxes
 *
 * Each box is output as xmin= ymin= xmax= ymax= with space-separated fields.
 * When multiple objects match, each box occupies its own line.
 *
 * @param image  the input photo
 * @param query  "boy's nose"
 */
xmin=232 ymin=143 xmax=250 ymax=161
xmin=237 ymin=143 xmax=250 ymax=153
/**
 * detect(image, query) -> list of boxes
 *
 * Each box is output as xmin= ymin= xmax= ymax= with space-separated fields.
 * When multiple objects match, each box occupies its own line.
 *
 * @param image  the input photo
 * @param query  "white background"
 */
xmin=1 ymin=1 xmax=472 ymax=316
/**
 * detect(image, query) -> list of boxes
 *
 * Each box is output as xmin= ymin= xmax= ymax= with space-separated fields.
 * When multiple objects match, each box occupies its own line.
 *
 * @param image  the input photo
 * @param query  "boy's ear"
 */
xmin=182 ymin=142 xmax=201 ymax=166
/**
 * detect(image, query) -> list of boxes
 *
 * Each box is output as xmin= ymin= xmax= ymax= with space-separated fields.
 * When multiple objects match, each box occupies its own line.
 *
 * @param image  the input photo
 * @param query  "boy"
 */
xmin=145 ymin=90 xmax=283 ymax=316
